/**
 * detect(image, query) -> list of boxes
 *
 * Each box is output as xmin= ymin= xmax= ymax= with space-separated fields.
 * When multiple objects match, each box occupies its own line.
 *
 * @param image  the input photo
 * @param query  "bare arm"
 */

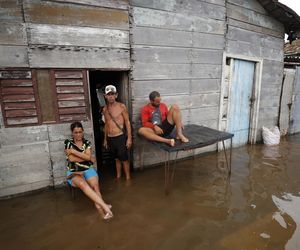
xmin=66 ymin=147 xmax=92 ymax=162
xmin=103 ymin=122 xmax=109 ymax=149
xmin=122 ymin=104 xmax=132 ymax=138
xmin=102 ymin=106 xmax=108 ymax=148
xmin=121 ymin=104 xmax=132 ymax=148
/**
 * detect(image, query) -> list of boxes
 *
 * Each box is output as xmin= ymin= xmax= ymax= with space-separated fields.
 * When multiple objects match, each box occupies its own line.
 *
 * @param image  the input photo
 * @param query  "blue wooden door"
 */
xmin=228 ymin=59 xmax=255 ymax=147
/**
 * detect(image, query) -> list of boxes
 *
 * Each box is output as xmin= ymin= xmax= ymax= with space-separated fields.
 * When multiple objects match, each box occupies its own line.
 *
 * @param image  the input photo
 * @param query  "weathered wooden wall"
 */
xmin=0 ymin=0 xmax=130 ymax=69
xmin=0 ymin=0 xmax=288 ymax=196
xmin=0 ymin=122 xmax=94 ymax=197
xmin=225 ymin=0 xmax=284 ymax=141
xmin=130 ymin=0 xmax=226 ymax=166
xmin=0 ymin=1 xmax=29 ymax=67
xmin=0 ymin=0 xmax=129 ymax=197
xmin=279 ymin=68 xmax=295 ymax=135
xmin=289 ymin=67 xmax=300 ymax=134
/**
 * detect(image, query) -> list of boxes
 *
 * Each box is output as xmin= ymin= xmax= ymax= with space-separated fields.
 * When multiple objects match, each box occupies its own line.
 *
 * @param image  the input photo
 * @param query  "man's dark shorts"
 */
xmin=107 ymin=134 xmax=128 ymax=161
xmin=159 ymin=119 xmax=175 ymax=137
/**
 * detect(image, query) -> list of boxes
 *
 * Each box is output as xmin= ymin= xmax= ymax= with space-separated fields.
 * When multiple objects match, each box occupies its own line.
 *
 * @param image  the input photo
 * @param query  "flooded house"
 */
xmin=1 ymin=0 xmax=300 ymax=197
xmin=282 ymin=39 xmax=300 ymax=135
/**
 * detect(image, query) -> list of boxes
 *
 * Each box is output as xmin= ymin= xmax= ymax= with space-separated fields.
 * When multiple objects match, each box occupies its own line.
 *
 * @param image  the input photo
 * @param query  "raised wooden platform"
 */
xmin=139 ymin=124 xmax=234 ymax=194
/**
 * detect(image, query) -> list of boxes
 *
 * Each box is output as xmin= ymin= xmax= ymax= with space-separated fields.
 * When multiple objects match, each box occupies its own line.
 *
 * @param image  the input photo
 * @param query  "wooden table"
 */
xmin=140 ymin=125 xmax=234 ymax=194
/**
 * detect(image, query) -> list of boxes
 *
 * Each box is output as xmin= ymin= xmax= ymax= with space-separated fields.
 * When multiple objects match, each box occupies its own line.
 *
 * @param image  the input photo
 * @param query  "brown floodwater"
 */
xmin=1 ymin=134 xmax=300 ymax=250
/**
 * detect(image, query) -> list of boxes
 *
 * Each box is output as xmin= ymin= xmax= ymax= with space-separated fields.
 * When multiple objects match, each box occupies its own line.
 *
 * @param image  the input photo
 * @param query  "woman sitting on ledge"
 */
xmin=65 ymin=121 xmax=113 ymax=220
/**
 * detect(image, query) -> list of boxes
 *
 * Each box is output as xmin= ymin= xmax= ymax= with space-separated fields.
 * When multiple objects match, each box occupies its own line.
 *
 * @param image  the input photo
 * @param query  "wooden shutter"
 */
xmin=54 ymin=70 xmax=90 ymax=122
xmin=0 ymin=70 xmax=39 ymax=127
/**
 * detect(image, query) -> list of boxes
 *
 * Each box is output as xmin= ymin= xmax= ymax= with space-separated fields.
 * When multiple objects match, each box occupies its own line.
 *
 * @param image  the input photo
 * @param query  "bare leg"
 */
xmin=138 ymin=127 xmax=175 ymax=146
xmin=167 ymin=105 xmax=189 ymax=142
xmin=87 ymin=176 xmax=112 ymax=213
xmin=123 ymin=160 xmax=131 ymax=180
xmin=115 ymin=159 xmax=122 ymax=179
xmin=72 ymin=176 xmax=113 ymax=219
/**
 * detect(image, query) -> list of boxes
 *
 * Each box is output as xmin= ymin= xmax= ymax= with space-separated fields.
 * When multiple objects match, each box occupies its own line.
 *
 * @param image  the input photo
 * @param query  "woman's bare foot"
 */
xmin=177 ymin=134 xmax=189 ymax=143
xmin=102 ymin=205 xmax=113 ymax=220
xmin=103 ymin=212 xmax=113 ymax=220
xmin=104 ymin=204 xmax=113 ymax=215
xmin=168 ymin=139 xmax=175 ymax=147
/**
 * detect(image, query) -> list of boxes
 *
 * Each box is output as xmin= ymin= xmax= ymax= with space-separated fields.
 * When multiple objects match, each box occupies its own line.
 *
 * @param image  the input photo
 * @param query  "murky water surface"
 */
xmin=1 ymin=134 xmax=300 ymax=250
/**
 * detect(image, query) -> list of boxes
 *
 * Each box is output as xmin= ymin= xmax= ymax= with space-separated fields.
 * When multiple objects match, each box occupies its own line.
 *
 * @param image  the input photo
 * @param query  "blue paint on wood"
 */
xmin=228 ymin=59 xmax=255 ymax=147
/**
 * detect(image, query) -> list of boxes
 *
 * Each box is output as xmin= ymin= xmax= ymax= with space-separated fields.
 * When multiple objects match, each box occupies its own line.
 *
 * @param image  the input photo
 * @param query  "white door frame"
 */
xmin=219 ymin=53 xmax=263 ymax=144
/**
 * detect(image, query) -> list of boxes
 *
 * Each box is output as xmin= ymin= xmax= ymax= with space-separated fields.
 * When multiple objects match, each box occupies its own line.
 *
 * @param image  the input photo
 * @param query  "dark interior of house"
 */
xmin=88 ymin=70 xmax=127 ymax=177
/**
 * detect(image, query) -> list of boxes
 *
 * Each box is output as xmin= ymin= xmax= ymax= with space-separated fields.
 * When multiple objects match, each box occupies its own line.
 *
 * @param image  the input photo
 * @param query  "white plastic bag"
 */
xmin=262 ymin=126 xmax=280 ymax=145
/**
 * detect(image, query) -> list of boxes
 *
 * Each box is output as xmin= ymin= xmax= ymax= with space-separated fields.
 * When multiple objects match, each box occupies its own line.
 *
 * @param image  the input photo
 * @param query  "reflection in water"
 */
xmin=0 ymin=134 xmax=300 ymax=249
xmin=272 ymin=194 xmax=300 ymax=250
xmin=273 ymin=211 xmax=287 ymax=228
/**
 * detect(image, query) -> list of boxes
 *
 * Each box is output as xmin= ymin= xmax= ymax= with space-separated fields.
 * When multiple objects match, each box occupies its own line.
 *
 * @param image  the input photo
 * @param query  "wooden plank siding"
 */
xmin=0 ymin=1 xmax=28 ymax=68
xmin=0 ymin=0 xmax=131 ymax=69
xmin=0 ymin=0 xmax=23 ymax=22
xmin=225 ymin=0 xmax=284 ymax=143
xmin=27 ymin=24 xmax=129 ymax=48
xmin=131 ymin=7 xmax=225 ymax=34
xmin=289 ymin=67 xmax=300 ymax=134
xmin=0 ymin=46 xmax=29 ymax=67
xmin=130 ymin=0 xmax=226 ymax=167
xmin=0 ymin=23 xmax=27 ymax=46
xmin=47 ymin=0 xmax=129 ymax=10
xmin=23 ymin=0 xmax=130 ymax=69
xmin=28 ymin=46 xmax=130 ymax=69
xmin=227 ymin=2 xmax=284 ymax=32
xmin=23 ymin=0 xmax=129 ymax=29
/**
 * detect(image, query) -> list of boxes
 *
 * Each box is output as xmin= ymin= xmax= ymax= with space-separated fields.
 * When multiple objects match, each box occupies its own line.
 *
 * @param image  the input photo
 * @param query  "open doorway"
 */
xmin=88 ymin=70 xmax=130 ymax=177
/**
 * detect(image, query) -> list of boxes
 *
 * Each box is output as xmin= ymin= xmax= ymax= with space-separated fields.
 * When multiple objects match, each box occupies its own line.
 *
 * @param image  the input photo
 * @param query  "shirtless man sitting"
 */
xmin=102 ymin=85 xmax=132 ymax=180
xmin=138 ymin=91 xmax=189 ymax=146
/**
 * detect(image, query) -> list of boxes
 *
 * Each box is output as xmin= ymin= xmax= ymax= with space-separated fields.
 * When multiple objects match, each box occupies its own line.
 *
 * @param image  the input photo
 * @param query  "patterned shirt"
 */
xmin=64 ymin=138 xmax=93 ymax=172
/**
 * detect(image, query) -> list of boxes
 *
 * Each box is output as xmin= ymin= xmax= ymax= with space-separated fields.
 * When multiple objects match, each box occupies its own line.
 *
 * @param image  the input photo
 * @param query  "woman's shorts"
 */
xmin=67 ymin=167 xmax=98 ymax=186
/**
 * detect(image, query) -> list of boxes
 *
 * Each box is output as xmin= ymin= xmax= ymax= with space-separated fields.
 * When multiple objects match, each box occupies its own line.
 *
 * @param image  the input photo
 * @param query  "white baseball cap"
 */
xmin=105 ymin=85 xmax=117 ymax=94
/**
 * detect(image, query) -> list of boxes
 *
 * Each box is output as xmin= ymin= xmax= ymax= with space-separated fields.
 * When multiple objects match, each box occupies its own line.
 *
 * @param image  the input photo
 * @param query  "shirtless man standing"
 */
xmin=102 ymin=85 xmax=132 ymax=180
